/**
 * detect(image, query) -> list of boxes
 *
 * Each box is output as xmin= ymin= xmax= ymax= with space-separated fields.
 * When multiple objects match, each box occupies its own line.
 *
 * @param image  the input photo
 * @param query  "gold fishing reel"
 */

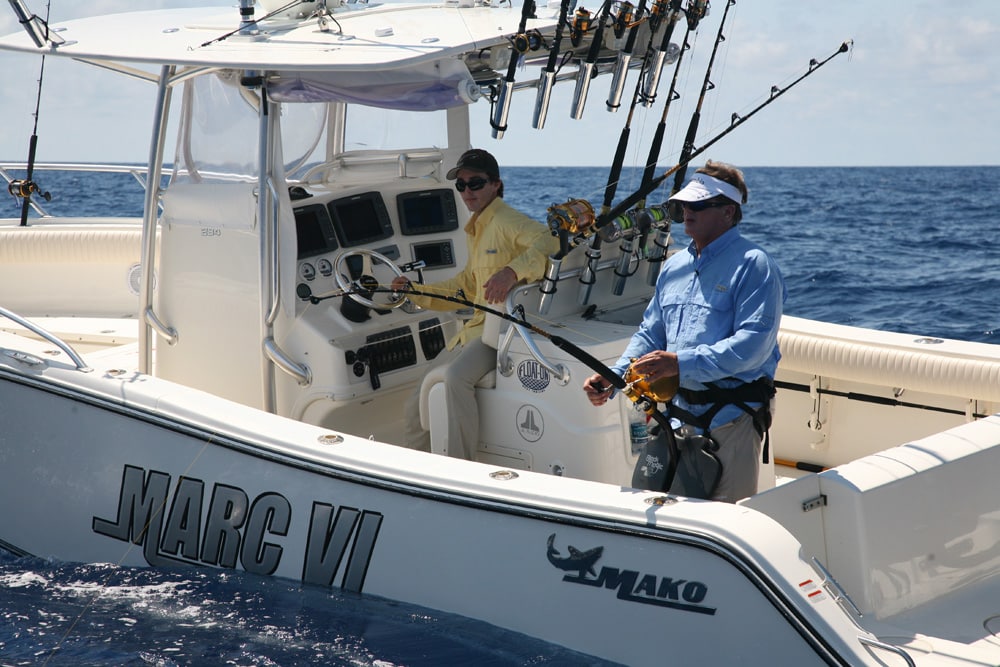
xmin=546 ymin=198 xmax=596 ymax=237
xmin=623 ymin=362 xmax=679 ymax=404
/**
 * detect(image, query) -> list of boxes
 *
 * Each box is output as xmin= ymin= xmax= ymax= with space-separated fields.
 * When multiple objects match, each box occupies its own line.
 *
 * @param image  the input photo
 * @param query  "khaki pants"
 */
xmin=708 ymin=412 xmax=762 ymax=503
xmin=402 ymin=338 xmax=495 ymax=460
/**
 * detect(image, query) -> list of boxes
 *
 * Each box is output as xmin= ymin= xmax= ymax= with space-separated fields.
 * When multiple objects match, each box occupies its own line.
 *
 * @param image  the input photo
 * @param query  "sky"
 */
xmin=1 ymin=0 xmax=998 ymax=168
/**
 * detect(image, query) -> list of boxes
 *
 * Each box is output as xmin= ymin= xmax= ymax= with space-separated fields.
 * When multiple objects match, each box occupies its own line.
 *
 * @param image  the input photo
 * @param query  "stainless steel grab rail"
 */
xmin=0 ymin=306 xmax=92 ymax=372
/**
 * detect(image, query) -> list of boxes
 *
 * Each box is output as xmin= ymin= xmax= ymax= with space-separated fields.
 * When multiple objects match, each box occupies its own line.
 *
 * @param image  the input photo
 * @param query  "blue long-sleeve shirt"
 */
xmin=612 ymin=225 xmax=786 ymax=430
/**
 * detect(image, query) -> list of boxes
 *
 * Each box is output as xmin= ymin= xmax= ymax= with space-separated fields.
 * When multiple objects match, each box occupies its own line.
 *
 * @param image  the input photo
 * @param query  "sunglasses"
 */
xmin=668 ymin=198 xmax=732 ymax=222
xmin=455 ymin=177 xmax=490 ymax=192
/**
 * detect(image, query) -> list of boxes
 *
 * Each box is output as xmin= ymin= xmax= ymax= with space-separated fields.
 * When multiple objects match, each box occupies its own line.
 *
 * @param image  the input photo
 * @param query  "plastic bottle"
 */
xmin=628 ymin=401 xmax=649 ymax=455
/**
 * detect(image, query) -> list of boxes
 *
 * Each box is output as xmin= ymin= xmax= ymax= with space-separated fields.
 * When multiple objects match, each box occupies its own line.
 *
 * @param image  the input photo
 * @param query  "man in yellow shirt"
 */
xmin=393 ymin=149 xmax=558 ymax=459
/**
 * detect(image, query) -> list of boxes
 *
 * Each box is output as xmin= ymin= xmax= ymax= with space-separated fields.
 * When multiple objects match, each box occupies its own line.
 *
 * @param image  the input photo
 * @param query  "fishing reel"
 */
xmin=684 ymin=0 xmax=710 ymax=30
xmin=612 ymin=1 xmax=635 ymax=39
xmin=623 ymin=361 xmax=679 ymax=404
xmin=546 ymin=199 xmax=670 ymax=244
xmin=570 ymin=8 xmax=592 ymax=47
xmin=546 ymin=198 xmax=596 ymax=238
xmin=511 ymin=29 xmax=544 ymax=54
xmin=7 ymin=179 xmax=50 ymax=202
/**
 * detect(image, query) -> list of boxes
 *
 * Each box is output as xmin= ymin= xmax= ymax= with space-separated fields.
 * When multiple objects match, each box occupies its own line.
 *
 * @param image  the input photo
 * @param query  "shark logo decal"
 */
xmin=546 ymin=533 xmax=603 ymax=577
xmin=546 ymin=533 xmax=716 ymax=615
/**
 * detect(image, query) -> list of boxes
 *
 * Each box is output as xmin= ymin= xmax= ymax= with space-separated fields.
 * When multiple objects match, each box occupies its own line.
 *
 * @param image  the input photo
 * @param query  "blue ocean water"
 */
xmin=2 ymin=165 xmax=998 ymax=664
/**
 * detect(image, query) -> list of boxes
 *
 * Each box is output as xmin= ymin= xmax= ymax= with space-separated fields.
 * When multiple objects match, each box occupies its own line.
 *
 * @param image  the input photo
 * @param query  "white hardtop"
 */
xmin=0 ymin=4 xmax=556 ymax=71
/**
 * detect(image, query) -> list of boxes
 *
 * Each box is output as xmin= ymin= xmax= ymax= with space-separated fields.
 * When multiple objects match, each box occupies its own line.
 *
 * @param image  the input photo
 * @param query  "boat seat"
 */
xmin=0 ymin=225 xmax=143 ymax=317
xmin=419 ymin=314 xmax=502 ymax=456
xmin=743 ymin=414 xmax=1000 ymax=628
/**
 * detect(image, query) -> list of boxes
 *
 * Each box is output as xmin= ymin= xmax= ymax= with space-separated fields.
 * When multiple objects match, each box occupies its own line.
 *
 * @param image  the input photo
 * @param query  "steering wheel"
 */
xmin=334 ymin=248 xmax=408 ymax=310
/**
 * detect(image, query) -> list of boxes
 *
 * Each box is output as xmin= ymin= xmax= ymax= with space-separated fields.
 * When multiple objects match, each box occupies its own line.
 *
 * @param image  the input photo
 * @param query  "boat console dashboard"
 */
xmin=287 ymin=183 xmax=466 ymax=401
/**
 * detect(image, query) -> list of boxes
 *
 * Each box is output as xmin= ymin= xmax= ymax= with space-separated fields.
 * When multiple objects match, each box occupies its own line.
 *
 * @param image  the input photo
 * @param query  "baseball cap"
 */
xmin=446 ymin=149 xmax=500 ymax=181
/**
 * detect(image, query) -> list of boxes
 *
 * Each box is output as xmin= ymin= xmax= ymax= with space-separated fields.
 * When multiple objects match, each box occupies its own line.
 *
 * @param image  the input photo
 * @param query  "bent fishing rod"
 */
xmin=299 ymin=281 xmax=661 ymax=411
xmin=299 ymin=269 xmax=683 ymax=490
xmin=592 ymin=39 xmax=852 ymax=229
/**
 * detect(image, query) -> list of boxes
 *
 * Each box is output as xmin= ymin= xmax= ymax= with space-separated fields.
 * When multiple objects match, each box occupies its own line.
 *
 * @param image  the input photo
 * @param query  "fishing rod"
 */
xmin=572 ymin=0 xmax=678 ymax=304
xmin=589 ymin=39 xmax=852 ymax=232
xmin=604 ymin=0 xmax=708 ymax=296
xmin=606 ymin=0 xmax=692 ymax=297
xmin=300 ymin=267 xmax=683 ymax=491
xmin=6 ymin=0 xmax=58 ymax=226
xmin=638 ymin=0 xmax=708 ymax=201
xmin=492 ymin=0 xmax=538 ymax=138
xmin=532 ymin=0 xmax=573 ymax=129
xmin=668 ymin=0 xmax=734 ymax=198
xmin=631 ymin=0 xmax=709 ymax=284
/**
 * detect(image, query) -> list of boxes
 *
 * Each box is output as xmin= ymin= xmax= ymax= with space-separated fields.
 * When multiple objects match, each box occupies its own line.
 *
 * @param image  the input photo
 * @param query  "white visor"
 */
xmin=668 ymin=173 xmax=744 ymax=205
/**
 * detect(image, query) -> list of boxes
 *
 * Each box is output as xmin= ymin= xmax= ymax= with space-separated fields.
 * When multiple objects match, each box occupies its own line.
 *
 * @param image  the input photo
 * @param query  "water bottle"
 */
xmin=628 ymin=401 xmax=649 ymax=455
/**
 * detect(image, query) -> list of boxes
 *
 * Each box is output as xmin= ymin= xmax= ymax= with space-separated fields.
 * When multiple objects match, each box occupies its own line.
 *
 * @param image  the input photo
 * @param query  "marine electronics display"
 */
xmin=396 ymin=188 xmax=459 ymax=236
xmin=294 ymin=203 xmax=339 ymax=259
xmin=328 ymin=191 xmax=394 ymax=247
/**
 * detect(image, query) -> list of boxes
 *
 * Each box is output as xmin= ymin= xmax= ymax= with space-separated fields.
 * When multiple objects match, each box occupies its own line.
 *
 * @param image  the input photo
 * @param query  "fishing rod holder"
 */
xmin=570 ymin=61 xmax=596 ymax=119
xmin=491 ymin=80 xmax=515 ymax=139
xmin=606 ymin=51 xmax=633 ymax=112
xmin=645 ymin=228 xmax=672 ymax=285
xmin=577 ymin=238 xmax=602 ymax=305
xmin=642 ymin=42 xmax=680 ymax=107
xmin=537 ymin=256 xmax=561 ymax=315
xmin=8 ymin=0 xmax=66 ymax=48
xmin=532 ymin=70 xmax=556 ymax=129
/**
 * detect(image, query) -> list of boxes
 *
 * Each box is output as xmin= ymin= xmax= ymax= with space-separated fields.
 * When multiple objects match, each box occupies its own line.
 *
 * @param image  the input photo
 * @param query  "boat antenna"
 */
xmin=491 ymin=0 xmax=538 ymax=138
xmin=592 ymin=39 xmax=853 ymax=231
xmin=6 ymin=0 xmax=58 ymax=226
xmin=199 ymin=0 xmax=337 ymax=48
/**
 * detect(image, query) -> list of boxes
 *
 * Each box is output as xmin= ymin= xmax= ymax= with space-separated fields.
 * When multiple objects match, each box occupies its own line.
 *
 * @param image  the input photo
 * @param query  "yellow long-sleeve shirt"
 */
xmin=408 ymin=196 xmax=559 ymax=349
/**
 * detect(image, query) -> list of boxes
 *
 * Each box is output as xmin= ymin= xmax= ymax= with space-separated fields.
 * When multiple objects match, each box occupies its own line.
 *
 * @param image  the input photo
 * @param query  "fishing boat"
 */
xmin=2 ymin=1 xmax=998 ymax=664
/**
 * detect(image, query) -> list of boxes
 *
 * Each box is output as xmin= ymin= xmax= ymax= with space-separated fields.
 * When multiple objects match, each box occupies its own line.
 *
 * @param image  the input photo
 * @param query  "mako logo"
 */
xmin=92 ymin=465 xmax=382 ymax=591
xmin=546 ymin=534 xmax=716 ymax=615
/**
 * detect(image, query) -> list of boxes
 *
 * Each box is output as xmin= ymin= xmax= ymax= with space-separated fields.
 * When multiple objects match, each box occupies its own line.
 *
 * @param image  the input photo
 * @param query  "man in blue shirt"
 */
xmin=583 ymin=160 xmax=786 ymax=502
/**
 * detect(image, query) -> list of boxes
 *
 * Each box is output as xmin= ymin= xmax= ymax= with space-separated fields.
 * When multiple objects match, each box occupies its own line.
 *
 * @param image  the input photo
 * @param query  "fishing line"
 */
xmin=42 ymin=426 xmax=223 ymax=666
xmin=590 ymin=39 xmax=852 ymax=228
